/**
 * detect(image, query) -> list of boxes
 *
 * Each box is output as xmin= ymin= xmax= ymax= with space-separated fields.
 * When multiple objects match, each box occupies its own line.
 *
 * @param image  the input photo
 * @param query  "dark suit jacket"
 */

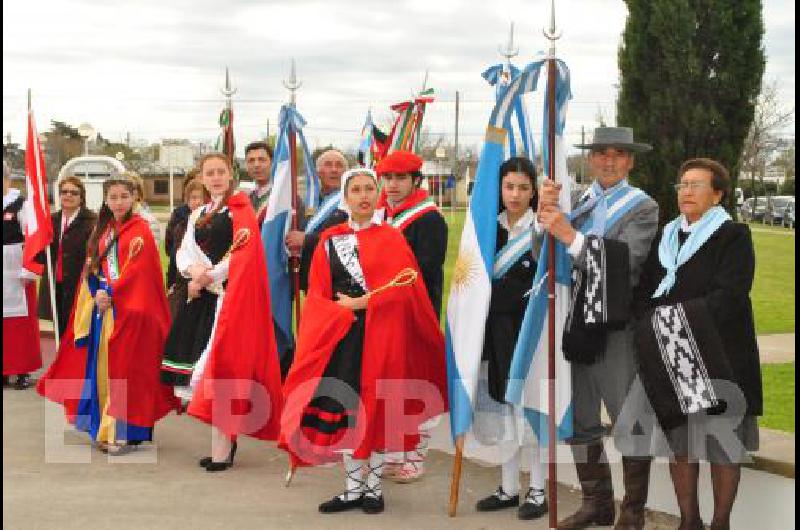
xmin=38 ymin=207 xmax=97 ymax=333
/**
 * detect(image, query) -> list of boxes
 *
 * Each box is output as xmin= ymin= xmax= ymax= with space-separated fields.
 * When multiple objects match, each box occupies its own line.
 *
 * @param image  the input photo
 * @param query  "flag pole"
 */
xmin=283 ymin=58 xmax=303 ymax=333
xmin=543 ymin=1 xmax=562 ymax=527
xmin=282 ymin=60 xmax=303 ymax=488
xmin=221 ymin=66 xmax=237 ymax=171
xmin=448 ymin=25 xmax=519 ymax=517
xmin=28 ymin=89 xmax=60 ymax=348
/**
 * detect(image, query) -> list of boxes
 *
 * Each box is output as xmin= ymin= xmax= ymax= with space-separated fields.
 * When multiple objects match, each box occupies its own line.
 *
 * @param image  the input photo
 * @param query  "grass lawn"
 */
xmin=440 ymin=212 xmax=794 ymax=334
xmin=759 ymin=362 xmax=795 ymax=433
xmin=749 ymin=227 xmax=795 ymax=334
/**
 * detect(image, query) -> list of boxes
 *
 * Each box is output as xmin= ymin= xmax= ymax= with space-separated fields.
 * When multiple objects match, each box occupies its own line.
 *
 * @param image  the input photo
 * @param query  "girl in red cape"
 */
xmin=279 ymin=168 xmax=448 ymax=515
xmin=3 ymin=164 xmax=42 ymax=389
xmin=161 ymin=153 xmax=283 ymax=472
xmin=37 ymin=175 xmax=178 ymax=454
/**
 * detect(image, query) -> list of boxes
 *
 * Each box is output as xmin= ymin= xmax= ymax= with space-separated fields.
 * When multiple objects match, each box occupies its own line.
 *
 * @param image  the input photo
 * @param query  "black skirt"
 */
xmin=300 ymin=237 xmax=367 ymax=447
xmin=160 ymin=207 xmax=232 ymax=386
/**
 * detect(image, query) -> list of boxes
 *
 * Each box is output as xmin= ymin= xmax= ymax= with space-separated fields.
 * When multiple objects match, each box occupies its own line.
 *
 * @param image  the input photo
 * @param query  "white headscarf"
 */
xmin=339 ymin=168 xmax=383 ymax=224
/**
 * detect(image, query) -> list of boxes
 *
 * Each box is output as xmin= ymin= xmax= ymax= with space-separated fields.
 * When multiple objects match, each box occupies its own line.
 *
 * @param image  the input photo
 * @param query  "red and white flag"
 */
xmin=22 ymin=108 xmax=53 ymax=275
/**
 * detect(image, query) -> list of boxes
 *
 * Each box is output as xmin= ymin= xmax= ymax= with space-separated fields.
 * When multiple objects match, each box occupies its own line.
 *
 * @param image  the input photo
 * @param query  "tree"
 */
xmin=740 ymin=82 xmax=795 ymax=203
xmin=617 ymin=0 xmax=765 ymax=223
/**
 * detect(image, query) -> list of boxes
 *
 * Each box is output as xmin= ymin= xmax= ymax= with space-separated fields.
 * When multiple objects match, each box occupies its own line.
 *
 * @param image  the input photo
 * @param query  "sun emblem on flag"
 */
xmin=452 ymin=250 xmax=480 ymax=292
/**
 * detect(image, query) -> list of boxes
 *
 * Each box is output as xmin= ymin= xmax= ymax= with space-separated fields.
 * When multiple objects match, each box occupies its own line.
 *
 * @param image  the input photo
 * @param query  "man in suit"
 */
xmin=537 ymin=127 xmax=659 ymax=530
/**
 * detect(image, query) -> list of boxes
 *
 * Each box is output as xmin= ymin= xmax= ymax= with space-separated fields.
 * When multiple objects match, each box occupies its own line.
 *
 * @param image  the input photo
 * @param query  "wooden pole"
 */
xmin=544 ymin=1 xmax=561 ymax=526
xmin=448 ymin=435 xmax=465 ymax=517
xmin=28 ymin=89 xmax=61 ymax=348
xmin=546 ymin=55 xmax=558 ymax=529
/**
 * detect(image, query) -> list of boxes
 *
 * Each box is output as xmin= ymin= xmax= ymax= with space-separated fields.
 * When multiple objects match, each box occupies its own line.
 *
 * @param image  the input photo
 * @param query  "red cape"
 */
xmin=37 ymin=215 xmax=178 ymax=427
xmin=279 ymin=222 xmax=448 ymax=465
xmin=186 ymin=192 xmax=284 ymax=440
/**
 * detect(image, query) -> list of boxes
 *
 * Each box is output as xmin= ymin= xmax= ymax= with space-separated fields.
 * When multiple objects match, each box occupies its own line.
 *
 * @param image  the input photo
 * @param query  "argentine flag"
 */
xmin=446 ymin=60 xmax=546 ymax=442
xmin=482 ymin=62 xmax=536 ymax=160
xmin=505 ymin=59 xmax=574 ymax=444
xmin=261 ymin=104 xmax=304 ymax=357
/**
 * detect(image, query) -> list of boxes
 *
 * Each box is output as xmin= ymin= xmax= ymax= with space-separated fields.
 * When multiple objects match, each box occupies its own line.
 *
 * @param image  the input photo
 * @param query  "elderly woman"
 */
xmin=38 ymin=176 xmax=97 ymax=336
xmin=634 ymin=158 xmax=762 ymax=530
xmin=279 ymin=168 xmax=448 ymax=515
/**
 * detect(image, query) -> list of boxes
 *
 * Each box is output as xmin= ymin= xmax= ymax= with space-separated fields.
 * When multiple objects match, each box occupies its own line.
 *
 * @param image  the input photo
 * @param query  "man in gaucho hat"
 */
xmin=536 ymin=127 xmax=659 ymax=530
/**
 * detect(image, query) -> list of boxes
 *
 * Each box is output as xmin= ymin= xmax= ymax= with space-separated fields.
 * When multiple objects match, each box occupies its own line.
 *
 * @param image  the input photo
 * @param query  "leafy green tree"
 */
xmin=618 ymin=0 xmax=765 ymax=222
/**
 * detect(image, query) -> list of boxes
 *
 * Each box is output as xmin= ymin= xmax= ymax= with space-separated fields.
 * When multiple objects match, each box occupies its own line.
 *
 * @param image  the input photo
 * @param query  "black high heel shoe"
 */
xmin=204 ymin=441 xmax=237 ymax=472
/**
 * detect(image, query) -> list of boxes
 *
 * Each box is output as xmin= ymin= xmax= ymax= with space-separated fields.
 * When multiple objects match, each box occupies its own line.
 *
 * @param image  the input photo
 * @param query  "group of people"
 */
xmin=3 ymin=125 xmax=762 ymax=529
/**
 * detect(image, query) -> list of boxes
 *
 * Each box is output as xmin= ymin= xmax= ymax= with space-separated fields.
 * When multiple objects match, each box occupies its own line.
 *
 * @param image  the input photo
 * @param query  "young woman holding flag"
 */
xmin=37 ymin=174 xmax=177 ymax=454
xmin=473 ymin=156 xmax=548 ymax=520
xmin=161 ymin=153 xmax=284 ymax=472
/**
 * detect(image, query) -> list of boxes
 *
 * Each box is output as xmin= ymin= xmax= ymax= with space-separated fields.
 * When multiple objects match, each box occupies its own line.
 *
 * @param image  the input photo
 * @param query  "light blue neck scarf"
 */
xmin=570 ymin=179 xmax=646 ymax=237
xmin=653 ymin=205 xmax=732 ymax=298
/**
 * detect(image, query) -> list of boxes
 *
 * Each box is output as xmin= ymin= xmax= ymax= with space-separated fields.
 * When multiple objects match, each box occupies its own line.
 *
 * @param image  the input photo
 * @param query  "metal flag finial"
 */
xmin=498 ymin=22 xmax=519 ymax=64
xmin=282 ymin=58 xmax=303 ymax=106
xmin=420 ymin=69 xmax=429 ymax=94
xmin=221 ymin=66 xmax=237 ymax=99
xmin=542 ymin=0 xmax=562 ymax=55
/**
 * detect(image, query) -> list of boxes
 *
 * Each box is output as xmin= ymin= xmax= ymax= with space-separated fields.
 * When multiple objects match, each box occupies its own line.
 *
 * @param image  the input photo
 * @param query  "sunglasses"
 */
xmin=60 ymin=189 xmax=81 ymax=197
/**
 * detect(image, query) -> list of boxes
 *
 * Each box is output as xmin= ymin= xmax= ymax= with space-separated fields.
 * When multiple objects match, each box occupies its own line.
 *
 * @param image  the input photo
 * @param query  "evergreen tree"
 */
xmin=617 ymin=0 xmax=765 ymax=222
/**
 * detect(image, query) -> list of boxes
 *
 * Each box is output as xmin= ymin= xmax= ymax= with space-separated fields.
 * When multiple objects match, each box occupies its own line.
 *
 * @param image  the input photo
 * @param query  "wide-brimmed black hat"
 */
xmin=574 ymin=126 xmax=652 ymax=153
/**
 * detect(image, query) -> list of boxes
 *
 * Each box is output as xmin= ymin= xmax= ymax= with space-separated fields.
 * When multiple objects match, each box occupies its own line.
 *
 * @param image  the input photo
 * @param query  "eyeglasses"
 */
xmin=674 ymin=182 xmax=712 ymax=192
xmin=59 ymin=189 xmax=81 ymax=197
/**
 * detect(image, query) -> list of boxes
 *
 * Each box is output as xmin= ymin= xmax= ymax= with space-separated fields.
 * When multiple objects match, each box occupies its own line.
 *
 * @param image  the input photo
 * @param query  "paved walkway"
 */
xmin=758 ymin=333 xmax=796 ymax=364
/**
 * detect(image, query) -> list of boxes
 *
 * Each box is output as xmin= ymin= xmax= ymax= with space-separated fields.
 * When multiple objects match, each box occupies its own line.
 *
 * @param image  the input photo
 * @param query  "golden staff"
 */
xmin=118 ymin=236 xmax=144 ymax=278
xmin=284 ymin=266 xmax=419 ymax=487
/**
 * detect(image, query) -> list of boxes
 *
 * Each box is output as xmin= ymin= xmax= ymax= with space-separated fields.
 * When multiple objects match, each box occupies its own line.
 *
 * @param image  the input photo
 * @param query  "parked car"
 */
xmin=741 ymin=197 xmax=767 ymax=222
xmin=764 ymin=195 xmax=794 ymax=226
xmin=782 ymin=199 xmax=795 ymax=229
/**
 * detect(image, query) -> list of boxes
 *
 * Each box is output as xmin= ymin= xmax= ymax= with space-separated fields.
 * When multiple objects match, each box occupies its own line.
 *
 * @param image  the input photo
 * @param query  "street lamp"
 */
xmin=77 ymin=123 xmax=95 ymax=156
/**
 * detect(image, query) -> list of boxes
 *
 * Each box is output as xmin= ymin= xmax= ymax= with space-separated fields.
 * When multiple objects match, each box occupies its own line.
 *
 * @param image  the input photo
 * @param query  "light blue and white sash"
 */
xmin=492 ymin=228 xmax=533 ymax=279
xmin=653 ymin=206 xmax=731 ymax=298
xmin=571 ymin=180 xmax=648 ymax=237
xmin=305 ymin=190 xmax=342 ymax=234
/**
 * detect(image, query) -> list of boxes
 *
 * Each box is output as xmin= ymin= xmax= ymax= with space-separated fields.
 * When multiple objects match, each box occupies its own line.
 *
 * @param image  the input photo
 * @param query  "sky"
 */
xmin=3 ymin=0 xmax=795 ymax=157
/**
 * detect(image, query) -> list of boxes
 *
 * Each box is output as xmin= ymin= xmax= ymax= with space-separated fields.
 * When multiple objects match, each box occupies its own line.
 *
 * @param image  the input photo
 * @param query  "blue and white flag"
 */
xmin=261 ymin=104 xmax=308 ymax=355
xmin=482 ymin=62 xmax=536 ymax=160
xmin=505 ymin=59 xmax=573 ymax=444
xmin=357 ymin=110 xmax=375 ymax=168
xmin=446 ymin=60 xmax=546 ymax=442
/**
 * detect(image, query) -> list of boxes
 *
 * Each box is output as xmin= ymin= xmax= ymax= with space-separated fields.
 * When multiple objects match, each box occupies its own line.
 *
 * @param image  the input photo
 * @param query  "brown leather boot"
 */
xmin=614 ymin=457 xmax=652 ymax=529
xmin=558 ymin=443 xmax=616 ymax=529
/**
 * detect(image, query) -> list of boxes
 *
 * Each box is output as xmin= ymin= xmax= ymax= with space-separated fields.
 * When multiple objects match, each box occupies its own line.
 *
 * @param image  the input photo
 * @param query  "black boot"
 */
xmin=614 ymin=457 xmax=652 ymax=530
xmin=476 ymin=486 xmax=519 ymax=512
xmin=557 ymin=443 xmax=616 ymax=529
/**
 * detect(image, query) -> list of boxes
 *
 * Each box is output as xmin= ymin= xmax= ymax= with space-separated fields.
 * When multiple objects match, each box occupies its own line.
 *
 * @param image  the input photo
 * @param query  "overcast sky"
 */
xmin=3 ymin=0 xmax=795 ymax=157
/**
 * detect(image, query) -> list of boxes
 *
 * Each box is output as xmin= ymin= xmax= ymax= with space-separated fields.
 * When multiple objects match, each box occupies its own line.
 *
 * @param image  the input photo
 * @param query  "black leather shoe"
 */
xmin=476 ymin=487 xmax=519 ymax=512
xmin=518 ymin=488 xmax=548 ymax=520
xmin=204 ymin=441 xmax=237 ymax=472
xmin=198 ymin=457 xmax=213 ymax=468
xmin=13 ymin=374 xmax=32 ymax=390
xmin=3 ymin=376 xmax=11 ymax=387
xmin=318 ymin=495 xmax=364 ymax=513
xmin=362 ymin=495 xmax=385 ymax=514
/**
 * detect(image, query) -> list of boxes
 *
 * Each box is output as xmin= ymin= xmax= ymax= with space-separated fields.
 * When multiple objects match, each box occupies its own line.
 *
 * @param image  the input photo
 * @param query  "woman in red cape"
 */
xmin=279 ymin=168 xmax=448 ymax=514
xmin=162 ymin=153 xmax=283 ymax=472
xmin=37 ymin=175 xmax=178 ymax=453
